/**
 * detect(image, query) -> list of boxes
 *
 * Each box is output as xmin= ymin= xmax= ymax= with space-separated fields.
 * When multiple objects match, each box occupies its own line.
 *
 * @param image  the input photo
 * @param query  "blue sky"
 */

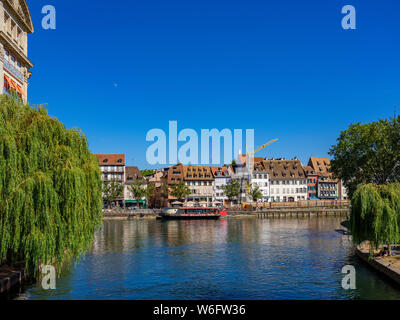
xmin=27 ymin=0 xmax=400 ymax=169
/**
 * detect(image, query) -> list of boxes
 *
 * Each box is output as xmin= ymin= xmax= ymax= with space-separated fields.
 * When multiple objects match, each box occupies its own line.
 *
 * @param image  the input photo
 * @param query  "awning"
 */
xmin=125 ymin=200 xmax=146 ymax=203
xmin=15 ymin=83 xmax=24 ymax=97
xmin=4 ymin=75 xmax=14 ymax=90
xmin=9 ymin=79 xmax=23 ymax=96
xmin=4 ymin=75 xmax=24 ymax=96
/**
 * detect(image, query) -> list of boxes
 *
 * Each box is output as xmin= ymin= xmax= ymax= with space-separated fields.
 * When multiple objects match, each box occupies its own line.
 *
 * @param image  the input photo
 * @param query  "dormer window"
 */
xmin=103 ymin=159 xmax=108 ymax=163
xmin=117 ymin=159 xmax=122 ymax=163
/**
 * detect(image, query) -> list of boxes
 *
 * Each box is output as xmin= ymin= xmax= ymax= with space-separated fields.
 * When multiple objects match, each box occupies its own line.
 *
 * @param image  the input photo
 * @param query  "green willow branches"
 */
xmin=351 ymin=183 xmax=400 ymax=256
xmin=0 ymin=95 xmax=102 ymax=276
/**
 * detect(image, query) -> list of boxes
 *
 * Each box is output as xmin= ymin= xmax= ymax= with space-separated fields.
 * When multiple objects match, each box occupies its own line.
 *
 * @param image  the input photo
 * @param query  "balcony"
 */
xmin=4 ymin=59 xmax=24 ymax=83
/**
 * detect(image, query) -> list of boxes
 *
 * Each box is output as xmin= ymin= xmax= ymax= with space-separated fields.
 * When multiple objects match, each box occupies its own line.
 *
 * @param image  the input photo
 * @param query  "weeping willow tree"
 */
xmin=351 ymin=183 xmax=400 ymax=256
xmin=0 ymin=95 xmax=102 ymax=277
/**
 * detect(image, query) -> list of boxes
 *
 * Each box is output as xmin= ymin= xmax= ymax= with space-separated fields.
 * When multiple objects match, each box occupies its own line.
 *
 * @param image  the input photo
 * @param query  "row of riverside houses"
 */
xmin=95 ymin=154 xmax=348 ymax=209
xmin=95 ymin=154 xmax=147 ymax=208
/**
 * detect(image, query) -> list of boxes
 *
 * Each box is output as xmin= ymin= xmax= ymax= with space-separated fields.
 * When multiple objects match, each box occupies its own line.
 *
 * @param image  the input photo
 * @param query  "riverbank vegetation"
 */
xmin=0 ymin=96 xmax=103 ymax=277
xmin=170 ymin=181 xmax=190 ymax=203
xmin=222 ymin=179 xmax=240 ymax=207
xmin=103 ymin=179 xmax=124 ymax=209
xmin=127 ymin=178 xmax=155 ymax=208
xmin=351 ymin=183 xmax=400 ymax=255
xmin=329 ymin=116 xmax=400 ymax=199
xmin=330 ymin=115 xmax=400 ymax=256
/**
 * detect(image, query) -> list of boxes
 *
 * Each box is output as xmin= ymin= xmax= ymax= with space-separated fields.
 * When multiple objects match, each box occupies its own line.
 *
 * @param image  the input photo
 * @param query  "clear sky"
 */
xmin=27 ymin=0 xmax=400 ymax=169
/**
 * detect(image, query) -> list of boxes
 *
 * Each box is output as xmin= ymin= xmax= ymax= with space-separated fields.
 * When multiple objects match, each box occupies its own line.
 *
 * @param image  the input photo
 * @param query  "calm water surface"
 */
xmin=14 ymin=217 xmax=400 ymax=300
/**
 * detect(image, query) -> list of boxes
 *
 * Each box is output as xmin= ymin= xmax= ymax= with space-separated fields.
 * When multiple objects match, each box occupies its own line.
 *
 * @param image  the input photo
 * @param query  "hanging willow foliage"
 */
xmin=350 ymin=182 xmax=400 ymax=255
xmin=0 ymin=95 xmax=102 ymax=276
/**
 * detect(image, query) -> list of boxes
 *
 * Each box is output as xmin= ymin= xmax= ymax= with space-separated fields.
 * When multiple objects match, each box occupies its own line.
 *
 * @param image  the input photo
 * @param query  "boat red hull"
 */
xmin=158 ymin=214 xmax=221 ymax=220
xmin=158 ymin=207 xmax=228 ymax=220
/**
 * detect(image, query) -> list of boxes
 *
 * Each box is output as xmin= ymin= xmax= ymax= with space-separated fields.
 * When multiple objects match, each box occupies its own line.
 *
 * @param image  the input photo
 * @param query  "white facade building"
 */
xmin=211 ymin=167 xmax=231 ymax=206
xmin=269 ymin=178 xmax=307 ymax=202
xmin=0 ymin=0 xmax=34 ymax=101
xmin=339 ymin=180 xmax=348 ymax=200
xmin=262 ymin=159 xmax=307 ymax=202
xmin=96 ymin=154 xmax=125 ymax=183
xmin=228 ymin=162 xmax=251 ymax=203
xmin=250 ymin=169 xmax=270 ymax=202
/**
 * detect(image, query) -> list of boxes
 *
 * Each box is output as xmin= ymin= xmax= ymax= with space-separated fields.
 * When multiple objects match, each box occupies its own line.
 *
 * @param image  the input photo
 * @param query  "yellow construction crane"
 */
xmin=243 ymin=139 xmax=279 ymax=200
xmin=245 ymin=139 xmax=278 ymax=158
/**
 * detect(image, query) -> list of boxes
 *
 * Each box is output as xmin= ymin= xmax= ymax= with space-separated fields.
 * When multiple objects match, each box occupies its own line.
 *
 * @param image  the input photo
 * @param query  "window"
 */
xmin=17 ymin=28 xmax=22 ymax=45
xmin=11 ymin=20 xmax=16 ymax=39
xmin=4 ymin=14 xmax=11 ymax=34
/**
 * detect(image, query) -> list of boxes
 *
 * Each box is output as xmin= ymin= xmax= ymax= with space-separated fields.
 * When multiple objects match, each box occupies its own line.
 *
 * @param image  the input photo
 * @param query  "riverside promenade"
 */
xmin=103 ymin=209 xmax=161 ymax=220
xmin=356 ymin=245 xmax=400 ymax=287
xmin=252 ymin=207 xmax=349 ymax=218
xmin=102 ymin=206 xmax=349 ymax=220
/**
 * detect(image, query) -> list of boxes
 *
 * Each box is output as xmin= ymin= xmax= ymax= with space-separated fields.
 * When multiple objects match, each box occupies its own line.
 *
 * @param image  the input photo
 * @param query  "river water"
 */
xmin=13 ymin=217 xmax=400 ymax=300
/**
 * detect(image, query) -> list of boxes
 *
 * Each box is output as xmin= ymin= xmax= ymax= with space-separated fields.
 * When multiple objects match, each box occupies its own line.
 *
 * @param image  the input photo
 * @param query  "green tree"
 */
xmin=249 ymin=184 xmax=263 ymax=204
xmin=170 ymin=180 xmax=190 ymax=202
xmin=329 ymin=116 xmax=400 ymax=198
xmin=222 ymin=179 xmax=241 ymax=206
xmin=0 ymin=95 xmax=102 ymax=276
xmin=159 ymin=180 xmax=170 ymax=208
xmin=103 ymin=179 xmax=124 ymax=209
xmin=128 ymin=178 xmax=147 ymax=208
xmin=145 ymin=183 xmax=156 ymax=208
xmin=350 ymin=183 xmax=400 ymax=256
xmin=140 ymin=169 xmax=154 ymax=177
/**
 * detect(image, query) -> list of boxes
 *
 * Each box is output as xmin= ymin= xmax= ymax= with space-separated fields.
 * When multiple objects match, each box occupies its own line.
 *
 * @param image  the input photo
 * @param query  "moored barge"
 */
xmin=158 ymin=207 xmax=228 ymax=220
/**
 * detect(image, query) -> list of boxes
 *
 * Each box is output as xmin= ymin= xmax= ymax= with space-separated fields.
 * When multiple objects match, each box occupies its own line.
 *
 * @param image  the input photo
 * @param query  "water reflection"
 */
xmin=14 ymin=217 xmax=400 ymax=300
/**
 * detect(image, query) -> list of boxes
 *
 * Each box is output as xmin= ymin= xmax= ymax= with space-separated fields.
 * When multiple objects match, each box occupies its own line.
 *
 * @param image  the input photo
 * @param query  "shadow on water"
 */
xmin=9 ymin=217 xmax=400 ymax=300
